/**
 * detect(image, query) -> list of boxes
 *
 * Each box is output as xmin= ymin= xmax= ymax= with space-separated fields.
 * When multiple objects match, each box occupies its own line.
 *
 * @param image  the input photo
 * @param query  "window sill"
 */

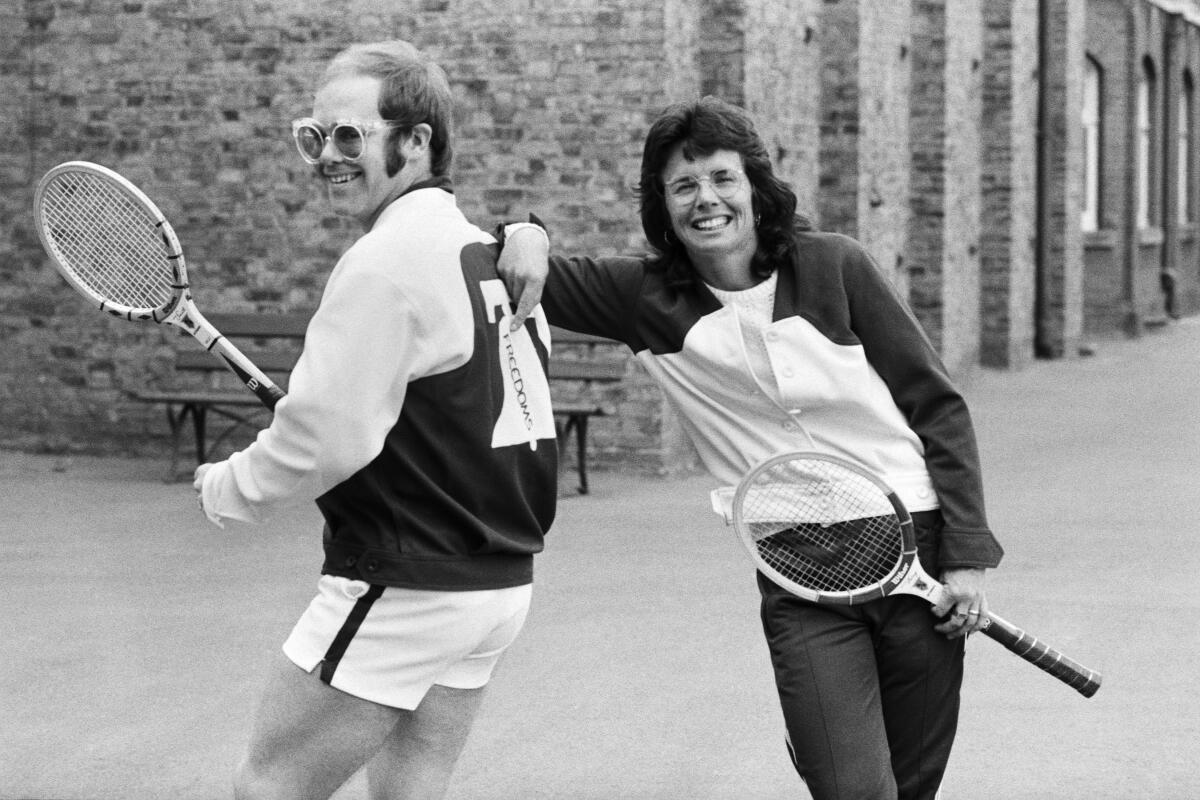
xmin=1083 ymin=229 xmax=1116 ymax=249
xmin=1138 ymin=226 xmax=1165 ymax=246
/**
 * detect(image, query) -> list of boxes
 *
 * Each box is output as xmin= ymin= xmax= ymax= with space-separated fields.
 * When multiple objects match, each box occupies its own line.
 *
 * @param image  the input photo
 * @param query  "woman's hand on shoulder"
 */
xmin=497 ymin=224 xmax=550 ymax=331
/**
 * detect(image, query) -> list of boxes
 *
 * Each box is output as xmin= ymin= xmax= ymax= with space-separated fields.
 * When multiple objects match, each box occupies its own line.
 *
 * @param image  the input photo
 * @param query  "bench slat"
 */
xmin=133 ymin=389 xmax=265 ymax=405
xmin=204 ymin=312 xmax=311 ymax=338
xmin=547 ymin=361 xmax=624 ymax=381
xmin=174 ymin=349 xmax=300 ymax=374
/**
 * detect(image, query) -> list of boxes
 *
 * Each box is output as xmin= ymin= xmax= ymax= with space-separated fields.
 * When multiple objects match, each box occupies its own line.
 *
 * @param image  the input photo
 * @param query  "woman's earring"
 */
xmin=754 ymin=214 xmax=761 ymax=227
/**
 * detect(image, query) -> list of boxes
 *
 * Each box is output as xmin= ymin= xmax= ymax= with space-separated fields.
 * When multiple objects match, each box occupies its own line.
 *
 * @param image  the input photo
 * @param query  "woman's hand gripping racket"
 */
xmin=730 ymin=451 xmax=1102 ymax=697
xmin=33 ymin=161 xmax=285 ymax=410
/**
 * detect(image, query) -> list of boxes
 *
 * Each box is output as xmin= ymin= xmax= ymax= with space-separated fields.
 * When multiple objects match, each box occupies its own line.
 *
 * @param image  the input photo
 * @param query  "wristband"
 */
xmin=503 ymin=221 xmax=549 ymax=246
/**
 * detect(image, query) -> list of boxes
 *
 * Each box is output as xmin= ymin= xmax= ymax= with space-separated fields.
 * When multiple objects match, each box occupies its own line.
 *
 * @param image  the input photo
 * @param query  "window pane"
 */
xmin=1082 ymin=59 xmax=1101 ymax=232
xmin=1138 ymin=71 xmax=1153 ymax=229
xmin=1180 ymin=84 xmax=1192 ymax=224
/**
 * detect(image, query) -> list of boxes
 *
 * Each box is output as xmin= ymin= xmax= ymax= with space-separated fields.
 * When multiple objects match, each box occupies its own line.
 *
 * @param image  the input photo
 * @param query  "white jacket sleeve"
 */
xmin=199 ymin=248 xmax=466 ymax=526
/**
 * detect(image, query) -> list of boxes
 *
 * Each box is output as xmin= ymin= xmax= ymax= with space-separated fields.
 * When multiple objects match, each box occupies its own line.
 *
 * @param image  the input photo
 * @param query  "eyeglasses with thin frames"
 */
xmin=661 ymin=167 xmax=748 ymax=206
xmin=291 ymin=118 xmax=404 ymax=165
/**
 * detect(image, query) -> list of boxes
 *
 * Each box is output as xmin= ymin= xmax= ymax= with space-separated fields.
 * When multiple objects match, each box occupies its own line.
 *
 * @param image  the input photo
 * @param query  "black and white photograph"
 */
xmin=2 ymin=1 xmax=1198 ymax=798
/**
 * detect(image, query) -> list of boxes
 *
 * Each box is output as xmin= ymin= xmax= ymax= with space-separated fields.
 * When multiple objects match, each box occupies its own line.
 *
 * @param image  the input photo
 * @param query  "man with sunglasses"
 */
xmin=194 ymin=39 xmax=558 ymax=800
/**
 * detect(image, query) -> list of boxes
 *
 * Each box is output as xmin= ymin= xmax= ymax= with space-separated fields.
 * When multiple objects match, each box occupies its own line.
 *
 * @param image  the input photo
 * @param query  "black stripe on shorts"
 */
xmin=319 ymin=583 xmax=386 ymax=684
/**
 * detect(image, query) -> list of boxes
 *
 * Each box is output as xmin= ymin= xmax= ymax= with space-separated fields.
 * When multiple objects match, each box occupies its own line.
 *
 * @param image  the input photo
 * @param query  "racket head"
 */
xmin=34 ymin=161 xmax=187 ymax=321
xmin=732 ymin=451 xmax=917 ymax=605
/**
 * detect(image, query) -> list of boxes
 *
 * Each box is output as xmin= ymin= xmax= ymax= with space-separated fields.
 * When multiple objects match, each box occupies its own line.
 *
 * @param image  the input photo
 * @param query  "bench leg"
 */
xmin=191 ymin=404 xmax=208 ymax=465
xmin=155 ymin=401 xmax=256 ymax=482
xmin=555 ymin=413 xmax=590 ymax=494
xmin=573 ymin=414 xmax=589 ymax=494
xmin=161 ymin=402 xmax=206 ymax=482
xmin=555 ymin=415 xmax=588 ymax=495
xmin=163 ymin=404 xmax=186 ymax=482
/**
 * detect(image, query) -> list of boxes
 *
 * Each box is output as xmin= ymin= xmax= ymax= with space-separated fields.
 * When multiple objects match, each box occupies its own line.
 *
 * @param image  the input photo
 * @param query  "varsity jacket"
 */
xmin=542 ymin=230 xmax=1003 ymax=570
xmin=199 ymin=186 xmax=559 ymax=590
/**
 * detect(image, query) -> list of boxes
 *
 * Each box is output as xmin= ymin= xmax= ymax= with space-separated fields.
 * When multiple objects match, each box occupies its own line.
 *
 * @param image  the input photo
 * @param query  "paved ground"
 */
xmin=3 ymin=318 xmax=1199 ymax=800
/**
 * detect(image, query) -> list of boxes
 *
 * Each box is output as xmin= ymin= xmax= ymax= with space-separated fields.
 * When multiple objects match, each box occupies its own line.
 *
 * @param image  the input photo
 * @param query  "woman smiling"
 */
xmin=499 ymin=95 xmax=1004 ymax=800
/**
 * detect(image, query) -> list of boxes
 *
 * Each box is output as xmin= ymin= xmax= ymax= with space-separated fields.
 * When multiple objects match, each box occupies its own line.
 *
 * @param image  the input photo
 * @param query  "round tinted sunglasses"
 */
xmin=291 ymin=118 xmax=403 ymax=164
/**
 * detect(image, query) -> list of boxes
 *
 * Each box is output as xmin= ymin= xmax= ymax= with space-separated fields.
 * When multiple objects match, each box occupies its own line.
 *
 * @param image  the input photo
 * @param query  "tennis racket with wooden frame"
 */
xmin=730 ymin=451 xmax=1102 ymax=697
xmin=33 ymin=161 xmax=285 ymax=410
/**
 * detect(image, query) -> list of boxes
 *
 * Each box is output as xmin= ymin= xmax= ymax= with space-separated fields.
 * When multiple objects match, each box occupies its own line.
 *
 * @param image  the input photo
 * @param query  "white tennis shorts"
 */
xmin=283 ymin=575 xmax=533 ymax=710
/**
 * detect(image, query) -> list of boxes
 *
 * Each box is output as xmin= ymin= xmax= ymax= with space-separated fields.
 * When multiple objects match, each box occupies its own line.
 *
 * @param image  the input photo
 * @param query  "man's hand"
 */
xmin=497 ymin=224 xmax=550 ymax=331
xmin=192 ymin=462 xmax=224 ymax=528
xmin=193 ymin=462 xmax=211 ymax=499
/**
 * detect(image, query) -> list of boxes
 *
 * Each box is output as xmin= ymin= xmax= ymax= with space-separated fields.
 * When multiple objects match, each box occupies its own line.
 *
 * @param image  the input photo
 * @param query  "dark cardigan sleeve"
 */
xmin=541 ymin=254 xmax=647 ymax=345
xmin=836 ymin=237 xmax=1004 ymax=569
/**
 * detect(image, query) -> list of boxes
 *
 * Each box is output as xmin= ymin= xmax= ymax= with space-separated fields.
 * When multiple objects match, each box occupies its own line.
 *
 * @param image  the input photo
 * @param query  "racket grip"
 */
xmin=254 ymin=382 xmax=287 ymax=410
xmin=981 ymin=613 xmax=1102 ymax=698
xmin=210 ymin=338 xmax=287 ymax=410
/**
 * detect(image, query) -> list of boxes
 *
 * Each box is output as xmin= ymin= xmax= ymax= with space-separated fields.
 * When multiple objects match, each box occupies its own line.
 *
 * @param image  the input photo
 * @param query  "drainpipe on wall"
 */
xmin=1123 ymin=0 xmax=1144 ymax=336
xmin=1035 ymin=0 xmax=1050 ymax=356
xmin=1161 ymin=11 xmax=1181 ymax=319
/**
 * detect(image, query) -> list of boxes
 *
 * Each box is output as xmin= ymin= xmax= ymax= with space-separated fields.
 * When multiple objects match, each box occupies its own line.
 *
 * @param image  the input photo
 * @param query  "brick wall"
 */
xmin=3 ymin=0 xmax=1187 ymax=467
xmin=1084 ymin=0 xmax=1135 ymax=335
xmin=980 ymin=0 xmax=1040 ymax=367
xmin=1 ymin=0 xmax=681 ymax=464
xmin=816 ymin=0 xmax=863 ymax=236
xmin=907 ymin=0 xmax=950 ymax=354
xmin=742 ymin=0 xmax=821 ymax=217
xmin=939 ymin=0 xmax=984 ymax=373
xmin=856 ymin=0 xmax=913 ymax=293
xmin=1036 ymin=0 xmax=1087 ymax=358
xmin=1081 ymin=0 xmax=1200 ymax=336
xmin=905 ymin=0 xmax=992 ymax=374
xmin=0 ymin=0 xmax=828 ymax=470
xmin=1177 ymin=23 xmax=1200 ymax=314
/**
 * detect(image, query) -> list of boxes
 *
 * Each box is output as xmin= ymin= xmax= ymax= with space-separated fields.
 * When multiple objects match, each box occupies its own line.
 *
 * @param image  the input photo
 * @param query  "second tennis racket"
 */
xmin=729 ymin=451 xmax=1102 ymax=698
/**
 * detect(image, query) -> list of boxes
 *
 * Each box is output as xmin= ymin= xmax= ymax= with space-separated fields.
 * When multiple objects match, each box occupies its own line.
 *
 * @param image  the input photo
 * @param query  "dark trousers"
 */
xmin=757 ymin=512 xmax=965 ymax=800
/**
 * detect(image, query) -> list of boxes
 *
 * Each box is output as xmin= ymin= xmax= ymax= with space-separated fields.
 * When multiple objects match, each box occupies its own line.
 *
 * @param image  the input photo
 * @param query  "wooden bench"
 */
xmin=546 ymin=328 xmax=625 ymax=494
xmin=132 ymin=313 xmax=625 ymax=493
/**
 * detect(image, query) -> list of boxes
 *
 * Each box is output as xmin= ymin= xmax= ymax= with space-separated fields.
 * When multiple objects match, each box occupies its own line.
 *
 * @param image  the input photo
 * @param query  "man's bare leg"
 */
xmin=365 ymin=683 xmax=488 ymax=800
xmin=234 ymin=653 xmax=403 ymax=800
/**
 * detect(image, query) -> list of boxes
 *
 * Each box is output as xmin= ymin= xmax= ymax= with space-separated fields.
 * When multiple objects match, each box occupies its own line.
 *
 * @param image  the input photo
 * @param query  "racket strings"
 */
xmin=741 ymin=461 xmax=903 ymax=593
xmin=39 ymin=172 xmax=178 ymax=312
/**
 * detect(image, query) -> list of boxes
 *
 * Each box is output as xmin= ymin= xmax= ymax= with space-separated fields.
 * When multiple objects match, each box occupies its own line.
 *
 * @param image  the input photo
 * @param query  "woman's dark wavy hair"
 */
xmin=638 ymin=96 xmax=813 ymax=287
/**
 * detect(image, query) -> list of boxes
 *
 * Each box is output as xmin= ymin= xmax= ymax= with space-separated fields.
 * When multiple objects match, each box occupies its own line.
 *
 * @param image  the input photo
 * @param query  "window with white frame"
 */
xmin=1178 ymin=71 xmax=1193 ymax=225
xmin=1082 ymin=56 xmax=1102 ymax=232
xmin=1137 ymin=59 xmax=1156 ymax=230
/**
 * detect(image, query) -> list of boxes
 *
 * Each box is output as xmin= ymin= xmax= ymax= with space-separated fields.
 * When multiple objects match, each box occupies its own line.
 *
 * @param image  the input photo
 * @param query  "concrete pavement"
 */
xmin=2 ymin=317 xmax=1199 ymax=799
